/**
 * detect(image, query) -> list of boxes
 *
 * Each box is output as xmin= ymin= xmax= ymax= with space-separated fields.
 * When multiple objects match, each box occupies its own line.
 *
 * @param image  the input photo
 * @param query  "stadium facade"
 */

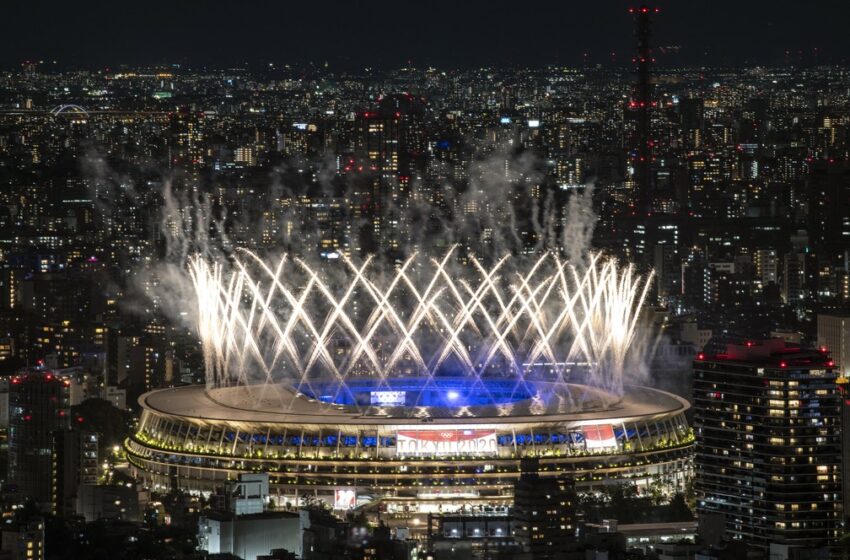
xmin=126 ymin=378 xmax=693 ymax=527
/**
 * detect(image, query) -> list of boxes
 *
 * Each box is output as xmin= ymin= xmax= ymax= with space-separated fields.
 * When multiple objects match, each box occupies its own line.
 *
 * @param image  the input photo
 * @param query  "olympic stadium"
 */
xmin=126 ymin=250 xmax=694 ymax=525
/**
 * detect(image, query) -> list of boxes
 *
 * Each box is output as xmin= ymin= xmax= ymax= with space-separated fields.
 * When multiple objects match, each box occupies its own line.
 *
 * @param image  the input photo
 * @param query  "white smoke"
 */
xmin=561 ymin=183 xmax=597 ymax=266
xmin=82 ymin=139 xmax=657 ymax=398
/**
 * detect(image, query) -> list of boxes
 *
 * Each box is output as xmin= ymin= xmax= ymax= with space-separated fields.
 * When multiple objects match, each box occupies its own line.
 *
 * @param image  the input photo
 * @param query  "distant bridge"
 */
xmin=0 ymin=107 xmax=169 ymax=118
xmin=49 ymin=104 xmax=90 ymax=118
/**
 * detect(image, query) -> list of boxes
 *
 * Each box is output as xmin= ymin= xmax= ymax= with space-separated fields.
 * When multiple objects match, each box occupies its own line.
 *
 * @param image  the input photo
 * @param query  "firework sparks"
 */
xmin=188 ymin=247 xmax=653 ymax=408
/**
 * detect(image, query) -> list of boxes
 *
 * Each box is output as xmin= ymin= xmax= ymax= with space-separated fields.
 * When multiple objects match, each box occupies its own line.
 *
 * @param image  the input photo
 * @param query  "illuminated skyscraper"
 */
xmin=627 ymin=4 xmax=660 ymax=212
xmin=170 ymin=109 xmax=206 ymax=187
xmin=354 ymin=94 xmax=424 ymax=259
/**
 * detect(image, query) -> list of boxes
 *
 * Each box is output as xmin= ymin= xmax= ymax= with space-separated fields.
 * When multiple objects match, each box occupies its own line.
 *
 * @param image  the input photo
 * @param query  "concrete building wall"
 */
xmin=199 ymin=514 xmax=302 ymax=560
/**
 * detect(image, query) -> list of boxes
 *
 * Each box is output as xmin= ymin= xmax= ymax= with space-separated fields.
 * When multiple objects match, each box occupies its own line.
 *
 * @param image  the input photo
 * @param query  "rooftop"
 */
xmin=696 ymin=337 xmax=835 ymax=369
xmin=138 ymin=382 xmax=689 ymax=431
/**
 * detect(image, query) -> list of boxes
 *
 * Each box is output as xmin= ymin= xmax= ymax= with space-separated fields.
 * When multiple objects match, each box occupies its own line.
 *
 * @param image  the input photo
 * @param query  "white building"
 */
xmin=818 ymin=314 xmax=850 ymax=376
xmin=230 ymin=473 xmax=269 ymax=516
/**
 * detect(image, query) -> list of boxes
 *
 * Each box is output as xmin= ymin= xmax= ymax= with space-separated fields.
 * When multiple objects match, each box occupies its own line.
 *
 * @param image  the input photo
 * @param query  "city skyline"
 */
xmin=2 ymin=2 xmax=850 ymax=558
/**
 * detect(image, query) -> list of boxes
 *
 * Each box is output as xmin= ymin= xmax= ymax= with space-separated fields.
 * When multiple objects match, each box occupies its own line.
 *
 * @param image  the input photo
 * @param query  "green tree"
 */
xmin=71 ymin=398 xmax=132 ymax=458
xmin=667 ymin=492 xmax=694 ymax=521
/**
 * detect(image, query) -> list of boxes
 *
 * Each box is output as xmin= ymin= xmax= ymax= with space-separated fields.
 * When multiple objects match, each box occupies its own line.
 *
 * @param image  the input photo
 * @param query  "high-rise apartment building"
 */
xmin=53 ymin=429 xmax=99 ymax=517
xmin=8 ymin=372 xmax=71 ymax=511
xmin=694 ymin=338 xmax=841 ymax=553
xmin=512 ymin=458 xmax=579 ymax=559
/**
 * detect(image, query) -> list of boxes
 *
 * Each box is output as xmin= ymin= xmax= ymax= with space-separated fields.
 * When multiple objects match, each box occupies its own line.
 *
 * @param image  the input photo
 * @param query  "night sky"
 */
xmin=2 ymin=0 xmax=848 ymax=69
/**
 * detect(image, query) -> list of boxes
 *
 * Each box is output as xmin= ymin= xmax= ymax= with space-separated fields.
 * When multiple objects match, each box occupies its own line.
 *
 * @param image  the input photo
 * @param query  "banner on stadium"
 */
xmin=333 ymin=488 xmax=356 ymax=510
xmin=582 ymin=424 xmax=617 ymax=450
xmin=396 ymin=429 xmax=497 ymax=456
xmin=370 ymin=391 xmax=406 ymax=406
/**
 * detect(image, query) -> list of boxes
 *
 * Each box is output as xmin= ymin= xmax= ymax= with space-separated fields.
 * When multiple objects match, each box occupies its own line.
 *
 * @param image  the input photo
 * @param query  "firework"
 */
xmin=188 ymin=247 xmax=653 ymax=408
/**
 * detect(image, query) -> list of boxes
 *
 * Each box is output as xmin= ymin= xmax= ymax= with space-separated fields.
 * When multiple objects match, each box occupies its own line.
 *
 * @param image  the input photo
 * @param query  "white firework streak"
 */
xmin=188 ymin=250 xmax=653 ymax=404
